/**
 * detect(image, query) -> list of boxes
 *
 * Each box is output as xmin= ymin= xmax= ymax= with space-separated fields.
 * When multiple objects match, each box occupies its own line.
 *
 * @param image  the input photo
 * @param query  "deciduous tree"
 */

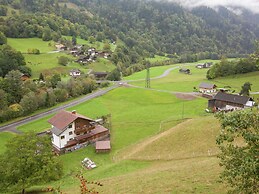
xmin=0 ymin=132 xmax=63 ymax=194
xmin=240 ymin=82 xmax=252 ymax=96
xmin=216 ymin=110 xmax=259 ymax=194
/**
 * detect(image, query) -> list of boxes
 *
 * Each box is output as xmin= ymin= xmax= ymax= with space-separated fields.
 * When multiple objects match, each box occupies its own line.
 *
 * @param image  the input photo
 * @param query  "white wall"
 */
xmin=245 ymin=101 xmax=255 ymax=107
xmin=52 ymin=122 xmax=77 ymax=149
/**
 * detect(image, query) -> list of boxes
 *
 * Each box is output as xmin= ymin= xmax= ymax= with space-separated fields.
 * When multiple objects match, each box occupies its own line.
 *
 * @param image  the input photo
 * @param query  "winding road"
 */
xmin=0 ymin=85 xmax=119 ymax=133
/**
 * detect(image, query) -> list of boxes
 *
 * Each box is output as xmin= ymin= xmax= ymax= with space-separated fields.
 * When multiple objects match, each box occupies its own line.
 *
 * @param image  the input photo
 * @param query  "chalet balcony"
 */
xmin=74 ymin=125 xmax=95 ymax=135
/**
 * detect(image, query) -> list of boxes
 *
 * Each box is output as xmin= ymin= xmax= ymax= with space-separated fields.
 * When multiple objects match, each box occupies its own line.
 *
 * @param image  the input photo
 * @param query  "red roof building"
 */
xmin=48 ymin=110 xmax=109 ymax=154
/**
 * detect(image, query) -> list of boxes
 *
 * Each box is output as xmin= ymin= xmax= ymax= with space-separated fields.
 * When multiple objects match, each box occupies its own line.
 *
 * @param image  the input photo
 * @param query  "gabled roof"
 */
xmin=213 ymin=92 xmax=253 ymax=105
xmin=199 ymin=83 xmax=216 ymax=89
xmin=48 ymin=110 xmax=93 ymax=130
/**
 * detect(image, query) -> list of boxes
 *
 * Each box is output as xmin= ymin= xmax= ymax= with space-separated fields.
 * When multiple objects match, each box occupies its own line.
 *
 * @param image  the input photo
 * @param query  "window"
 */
xmin=68 ymin=124 xmax=72 ymax=128
xmin=69 ymin=131 xmax=73 ymax=135
xmin=61 ymin=135 xmax=65 ymax=139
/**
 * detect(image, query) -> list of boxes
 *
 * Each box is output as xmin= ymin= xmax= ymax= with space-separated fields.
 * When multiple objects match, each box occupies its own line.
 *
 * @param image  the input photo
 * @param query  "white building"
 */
xmin=48 ymin=110 xmax=109 ymax=154
xmin=199 ymin=82 xmax=217 ymax=93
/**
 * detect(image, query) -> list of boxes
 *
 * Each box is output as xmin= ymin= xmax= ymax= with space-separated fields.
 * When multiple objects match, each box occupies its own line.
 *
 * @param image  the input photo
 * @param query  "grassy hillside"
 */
xmin=0 ymin=132 xmax=16 ymax=155
xmin=7 ymin=38 xmax=55 ymax=53
xmin=125 ymin=61 xmax=259 ymax=93
xmin=3 ymin=59 xmax=257 ymax=192
xmin=87 ymin=58 xmax=116 ymax=72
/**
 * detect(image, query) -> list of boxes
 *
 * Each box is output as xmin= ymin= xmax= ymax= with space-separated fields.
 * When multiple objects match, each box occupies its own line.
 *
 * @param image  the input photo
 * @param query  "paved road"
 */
xmin=0 ymin=85 xmax=119 ymax=133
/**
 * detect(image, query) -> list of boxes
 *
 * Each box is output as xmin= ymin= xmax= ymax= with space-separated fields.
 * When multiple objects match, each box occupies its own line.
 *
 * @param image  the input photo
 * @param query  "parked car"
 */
xmin=81 ymin=157 xmax=97 ymax=169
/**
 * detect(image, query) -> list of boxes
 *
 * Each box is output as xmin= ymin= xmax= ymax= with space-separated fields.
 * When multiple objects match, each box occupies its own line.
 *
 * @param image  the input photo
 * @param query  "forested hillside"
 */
xmin=0 ymin=0 xmax=259 ymax=66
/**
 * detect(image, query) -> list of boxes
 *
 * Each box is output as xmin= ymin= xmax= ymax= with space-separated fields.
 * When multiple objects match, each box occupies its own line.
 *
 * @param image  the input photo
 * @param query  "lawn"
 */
xmin=24 ymin=53 xmax=88 ymax=78
xmin=63 ymin=36 xmax=117 ymax=52
xmin=3 ymin=84 xmax=229 ymax=193
xmin=87 ymin=58 xmax=116 ymax=72
xmin=0 ymin=132 xmax=16 ymax=155
xmin=123 ymin=60 xmax=219 ymax=81
xmin=7 ymin=38 xmax=55 ymax=53
xmin=146 ymin=55 xmax=171 ymax=63
xmin=125 ymin=61 xmax=259 ymax=93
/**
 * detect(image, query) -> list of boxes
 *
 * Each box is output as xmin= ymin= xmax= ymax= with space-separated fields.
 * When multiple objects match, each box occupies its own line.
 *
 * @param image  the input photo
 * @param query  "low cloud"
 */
xmin=168 ymin=0 xmax=259 ymax=13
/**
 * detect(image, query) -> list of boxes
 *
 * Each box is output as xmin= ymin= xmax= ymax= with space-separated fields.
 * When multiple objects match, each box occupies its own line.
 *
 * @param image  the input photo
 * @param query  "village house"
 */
xmin=208 ymin=92 xmax=255 ymax=112
xmin=48 ymin=110 xmax=110 ymax=154
xmin=199 ymin=82 xmax=217 ymax=93
xmin=69 ymin=69 xmax=81 ymax=77
xmin=55 ymin=44 xmax=67 ymax=51
xmin=196 ymin=62 xmax=213 ymax=69
xmin=20 ymin=73 xmax=30 ymax=81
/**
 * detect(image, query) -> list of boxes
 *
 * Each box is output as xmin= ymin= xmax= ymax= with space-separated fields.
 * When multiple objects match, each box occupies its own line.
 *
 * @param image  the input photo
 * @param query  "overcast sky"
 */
xmin=168 ymin=0 xmax=259 ymax=13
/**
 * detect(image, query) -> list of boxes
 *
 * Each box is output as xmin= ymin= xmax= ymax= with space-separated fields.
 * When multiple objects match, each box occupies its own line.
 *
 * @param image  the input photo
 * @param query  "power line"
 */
xmin=145 ymin=62 xmax=150 ymax=88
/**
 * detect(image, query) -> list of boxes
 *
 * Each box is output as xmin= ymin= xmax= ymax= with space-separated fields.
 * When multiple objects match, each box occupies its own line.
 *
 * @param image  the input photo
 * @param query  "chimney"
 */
xmin=72 ymin=110 xmax=76 ymax=114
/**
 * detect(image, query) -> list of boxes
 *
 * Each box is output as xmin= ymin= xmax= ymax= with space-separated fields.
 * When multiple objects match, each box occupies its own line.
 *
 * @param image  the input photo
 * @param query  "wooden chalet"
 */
xmin=208 ymin=92 xmax=255 ymax=111
xmin=48 ymin=110 xmax=109 ymax=154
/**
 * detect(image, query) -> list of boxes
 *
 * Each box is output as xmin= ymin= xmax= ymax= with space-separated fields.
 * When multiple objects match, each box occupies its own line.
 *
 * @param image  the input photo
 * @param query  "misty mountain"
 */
xmin=0 ymin=0 xmax=259 ymax=62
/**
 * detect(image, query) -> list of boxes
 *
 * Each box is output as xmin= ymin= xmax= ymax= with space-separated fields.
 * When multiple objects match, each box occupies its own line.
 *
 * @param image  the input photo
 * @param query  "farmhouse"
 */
xmin=196 ymin=62 xmax=213 ymax=69
xmin=199 ymin=82 xmax=217 ymax=93
xmin=48 ymin=110 xmax=109 ymax=154
xmin=69 ymin=69 xmax=81 ymax=77
xmin=208 ymin=92 xmax=255 ymax=111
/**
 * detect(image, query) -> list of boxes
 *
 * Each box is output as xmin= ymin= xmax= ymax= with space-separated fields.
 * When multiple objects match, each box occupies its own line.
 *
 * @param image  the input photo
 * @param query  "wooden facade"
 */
xmin=74 ymin=118 xmax=94 ymax=135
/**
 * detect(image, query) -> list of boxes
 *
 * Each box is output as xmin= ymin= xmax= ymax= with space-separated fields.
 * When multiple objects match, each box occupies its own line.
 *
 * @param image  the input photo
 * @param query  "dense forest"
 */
xmin=0 ymin=0 xmax=259 ymax=62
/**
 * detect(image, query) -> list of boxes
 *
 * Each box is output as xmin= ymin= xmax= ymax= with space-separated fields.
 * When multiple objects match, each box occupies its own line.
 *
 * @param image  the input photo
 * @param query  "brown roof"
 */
xmin=213 ymin=92 xmax=253 ymax=105
xmin=48 ymin=110 xmax=93 ymax=130
xmin=96 ymin=140 xmax=111 ymax=150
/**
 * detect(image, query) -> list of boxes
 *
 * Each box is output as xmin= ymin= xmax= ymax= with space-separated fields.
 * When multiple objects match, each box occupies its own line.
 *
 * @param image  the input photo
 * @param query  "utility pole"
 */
xmin=145 ymin=62 xmax=150 ymax=88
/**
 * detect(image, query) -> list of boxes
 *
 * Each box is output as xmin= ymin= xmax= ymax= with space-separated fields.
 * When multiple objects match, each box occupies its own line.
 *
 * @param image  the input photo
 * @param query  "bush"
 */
xmin=58 ymin=56 xmax=70 ymax=66
xmin=27 ymin=48 xmax=40 ymax=54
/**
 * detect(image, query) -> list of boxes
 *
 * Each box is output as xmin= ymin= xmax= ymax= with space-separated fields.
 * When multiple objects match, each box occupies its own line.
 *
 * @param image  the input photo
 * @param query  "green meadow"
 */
xmin=63 ymin=36 xmax=117 ymax=52
xmin=146 ymin=55 xmax=171 ymax=62
xmin=7 ymin=37 xmax=117 ymax=78
xmin=1 ymin=58 xmax=257 ymax=193
xmin=12 ymin=86 xmax=220 ymax=193
xmin=25 ymin=53 xmax=89 ymax=78
xmin=125 ymin=60 xmax=259 ymax=93
xmin=87 ymin=58 xmax=116 ymax=72
xmin=0 ymin=132 xmax=16 ymax=155
xmin=7 ymin=38 xmax=56 ymax=53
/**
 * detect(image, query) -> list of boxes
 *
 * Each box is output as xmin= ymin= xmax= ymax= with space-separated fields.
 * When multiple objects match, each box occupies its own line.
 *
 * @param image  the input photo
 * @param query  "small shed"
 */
xmin=179 ymin=68 xmax=191 ymax=74
xmin=95 ymin=140 xmax=111 ymax=153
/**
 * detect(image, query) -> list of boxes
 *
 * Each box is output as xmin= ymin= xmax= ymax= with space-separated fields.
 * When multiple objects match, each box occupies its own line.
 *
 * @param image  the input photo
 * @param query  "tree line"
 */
xmin=0 ymin=70 xmax=97 ymax=123
xmin=207 ymin=56 xmax=259 ymax=79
